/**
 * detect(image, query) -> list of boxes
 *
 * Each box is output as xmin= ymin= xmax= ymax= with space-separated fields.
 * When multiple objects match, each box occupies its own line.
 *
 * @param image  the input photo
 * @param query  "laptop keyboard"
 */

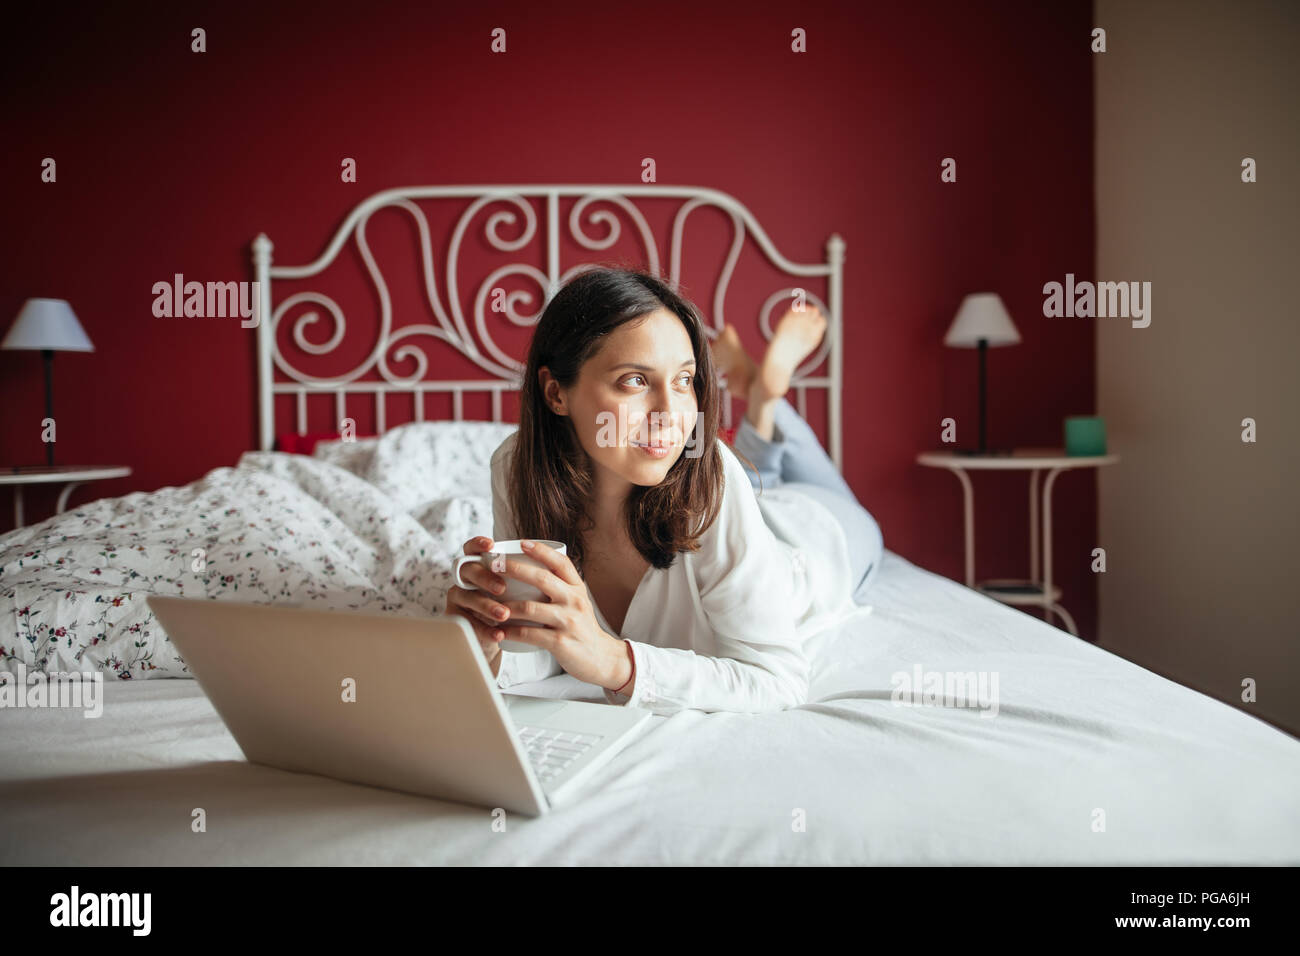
xmin=517 ymin=726 xmax=603 ymax=783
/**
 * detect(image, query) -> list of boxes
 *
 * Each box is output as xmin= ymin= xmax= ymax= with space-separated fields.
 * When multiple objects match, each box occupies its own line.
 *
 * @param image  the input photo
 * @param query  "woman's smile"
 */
xmin=631 ymin=440 xmax=674 ymax=459
xmin=625 ymin=413 xmax=688 ymax=463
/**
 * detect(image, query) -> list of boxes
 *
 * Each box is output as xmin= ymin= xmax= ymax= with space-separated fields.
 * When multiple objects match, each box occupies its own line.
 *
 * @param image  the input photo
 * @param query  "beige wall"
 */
xmin=1095 ymin=0 xmax=1300 ymax=734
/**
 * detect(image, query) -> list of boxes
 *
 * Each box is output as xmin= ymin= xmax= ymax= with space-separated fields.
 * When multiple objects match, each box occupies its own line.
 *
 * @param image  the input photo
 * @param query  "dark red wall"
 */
xmin=0 ymin=0 xmax=1099 ymax=639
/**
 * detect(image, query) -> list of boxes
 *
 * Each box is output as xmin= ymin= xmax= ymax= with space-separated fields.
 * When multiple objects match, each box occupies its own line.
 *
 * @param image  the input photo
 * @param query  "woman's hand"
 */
xmin=495 ymin=540 xmax=630 ymax=690
xmin=442 ymin=536 xmax=511 ymax=668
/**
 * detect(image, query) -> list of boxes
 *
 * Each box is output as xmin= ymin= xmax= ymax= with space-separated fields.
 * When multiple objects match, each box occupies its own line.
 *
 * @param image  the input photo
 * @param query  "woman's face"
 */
xmin=544 ymin=308 xmax=700 ymax=495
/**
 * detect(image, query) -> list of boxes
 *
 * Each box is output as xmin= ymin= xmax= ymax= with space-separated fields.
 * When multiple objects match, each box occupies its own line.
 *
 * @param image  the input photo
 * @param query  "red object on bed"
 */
xmin=274 ymin=432 xmax=371 ymax=455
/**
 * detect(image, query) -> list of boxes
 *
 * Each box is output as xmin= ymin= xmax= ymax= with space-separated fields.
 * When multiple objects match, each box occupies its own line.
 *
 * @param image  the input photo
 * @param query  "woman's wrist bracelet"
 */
xmin=612 ymin=640 xmax=635 ymax=694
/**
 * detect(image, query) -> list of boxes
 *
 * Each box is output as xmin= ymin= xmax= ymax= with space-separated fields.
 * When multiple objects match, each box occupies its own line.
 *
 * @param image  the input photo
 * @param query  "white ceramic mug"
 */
xmin=453 ymin=539 xmax=567 ymax=654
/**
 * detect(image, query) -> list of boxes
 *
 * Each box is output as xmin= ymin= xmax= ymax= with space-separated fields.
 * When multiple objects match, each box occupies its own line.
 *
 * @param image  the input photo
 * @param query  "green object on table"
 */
xmin=1065 ymin=416 xmax=1106 ymax=456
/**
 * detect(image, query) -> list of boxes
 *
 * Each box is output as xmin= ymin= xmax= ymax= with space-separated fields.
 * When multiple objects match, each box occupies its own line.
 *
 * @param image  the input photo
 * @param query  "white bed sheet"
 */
xmin=3 ymin=548 xmax=1297 ymax=865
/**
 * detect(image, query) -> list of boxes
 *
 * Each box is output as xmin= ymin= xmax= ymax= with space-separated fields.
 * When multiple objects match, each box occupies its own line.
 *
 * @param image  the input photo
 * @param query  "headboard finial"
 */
xmin=826 ymin=233 xmax=846 ymax=263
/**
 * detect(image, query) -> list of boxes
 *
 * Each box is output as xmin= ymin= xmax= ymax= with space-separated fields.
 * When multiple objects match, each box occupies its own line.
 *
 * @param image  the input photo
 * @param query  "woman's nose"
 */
xmin=649 ymin=388 xmax=692 ymax=434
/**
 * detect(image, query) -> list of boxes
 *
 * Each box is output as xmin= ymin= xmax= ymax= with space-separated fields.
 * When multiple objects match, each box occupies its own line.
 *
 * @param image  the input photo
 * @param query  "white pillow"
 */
xmin=313 ymin=420 xmax=518 ymax=512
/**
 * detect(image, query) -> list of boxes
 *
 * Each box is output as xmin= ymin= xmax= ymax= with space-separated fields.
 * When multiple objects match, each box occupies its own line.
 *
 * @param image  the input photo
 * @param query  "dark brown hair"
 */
xmin=509 ymin=266 xmax=726 ymax=573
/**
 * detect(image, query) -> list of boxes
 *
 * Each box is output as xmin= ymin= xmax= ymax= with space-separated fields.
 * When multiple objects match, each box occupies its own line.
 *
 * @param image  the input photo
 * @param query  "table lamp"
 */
xmin=2 ymin=298 xmax=94 ymax=466
xmin=943 ymin=292 xmax=1020 ymax=456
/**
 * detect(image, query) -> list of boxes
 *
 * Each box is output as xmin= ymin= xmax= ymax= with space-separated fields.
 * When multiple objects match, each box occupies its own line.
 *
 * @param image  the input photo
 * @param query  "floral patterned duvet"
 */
xmin=0 ymin=429 xmax=508 ymax=682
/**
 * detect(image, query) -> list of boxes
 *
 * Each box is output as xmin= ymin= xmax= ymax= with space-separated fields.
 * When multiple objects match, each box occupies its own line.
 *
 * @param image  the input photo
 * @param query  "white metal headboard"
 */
xmin=251 ymin=185 xmax=845 ymax=469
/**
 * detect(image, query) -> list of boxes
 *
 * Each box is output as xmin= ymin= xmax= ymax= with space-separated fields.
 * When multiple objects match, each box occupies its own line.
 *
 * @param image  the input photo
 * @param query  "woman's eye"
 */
xmin=621 ymin=372 xmax=693 ymax=388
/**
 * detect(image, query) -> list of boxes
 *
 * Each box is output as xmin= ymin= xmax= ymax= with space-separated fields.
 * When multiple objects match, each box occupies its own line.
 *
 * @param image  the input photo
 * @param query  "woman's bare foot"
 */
xmin=755 ymin=305 xmax=827 ymax=402
xmin=711 ymin=323 xmax=757 ymax=395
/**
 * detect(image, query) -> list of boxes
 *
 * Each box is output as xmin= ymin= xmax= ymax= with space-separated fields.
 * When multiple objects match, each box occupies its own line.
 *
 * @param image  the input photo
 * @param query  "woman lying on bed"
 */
xmin=443 ymin=267 xmax=883 ymax=715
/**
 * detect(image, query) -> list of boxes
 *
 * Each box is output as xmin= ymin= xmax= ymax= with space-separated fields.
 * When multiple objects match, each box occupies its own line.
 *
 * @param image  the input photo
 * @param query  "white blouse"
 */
xmin=490 ymin=432 xmax=861 ymax=716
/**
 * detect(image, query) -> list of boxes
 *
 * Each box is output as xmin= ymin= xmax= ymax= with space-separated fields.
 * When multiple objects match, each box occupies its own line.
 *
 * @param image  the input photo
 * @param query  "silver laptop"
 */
xmin=146 ymin=595 xmax=653 ymax=817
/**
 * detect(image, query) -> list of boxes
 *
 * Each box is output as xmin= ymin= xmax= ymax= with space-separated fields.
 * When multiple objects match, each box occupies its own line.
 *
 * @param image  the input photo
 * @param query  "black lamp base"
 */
xmin=952 ymin=447 xmax=1015 ymax=457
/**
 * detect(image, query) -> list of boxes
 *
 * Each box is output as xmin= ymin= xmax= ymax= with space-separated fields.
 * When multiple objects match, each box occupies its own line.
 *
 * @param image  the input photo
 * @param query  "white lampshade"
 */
xmin=2 ymin=298 xmax=94 ymax=352
xmin=943 ymin=292 xmax=1020 ymax=348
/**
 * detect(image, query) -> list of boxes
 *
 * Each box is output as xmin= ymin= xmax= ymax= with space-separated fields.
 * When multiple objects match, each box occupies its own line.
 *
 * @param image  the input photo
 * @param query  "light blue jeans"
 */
xmin=731 ymin=398 xmax=884 ymax=595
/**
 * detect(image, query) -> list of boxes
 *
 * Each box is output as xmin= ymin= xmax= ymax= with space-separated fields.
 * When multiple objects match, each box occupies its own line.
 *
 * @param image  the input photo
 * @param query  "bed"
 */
xmin=2 ymin=185 xmax=1298 ymax=865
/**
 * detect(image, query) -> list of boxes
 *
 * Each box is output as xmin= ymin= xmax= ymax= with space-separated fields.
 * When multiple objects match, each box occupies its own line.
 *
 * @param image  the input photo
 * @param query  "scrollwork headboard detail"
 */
xmin=252 ymin=184 xmax=845 ymax=469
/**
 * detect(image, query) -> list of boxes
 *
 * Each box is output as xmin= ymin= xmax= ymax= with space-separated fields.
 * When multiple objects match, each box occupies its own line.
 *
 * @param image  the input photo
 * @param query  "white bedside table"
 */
xmin=915 ymin=448 xmax=1118 ymax=635
xmin=0 ymin=465 xmax=132 ymax=529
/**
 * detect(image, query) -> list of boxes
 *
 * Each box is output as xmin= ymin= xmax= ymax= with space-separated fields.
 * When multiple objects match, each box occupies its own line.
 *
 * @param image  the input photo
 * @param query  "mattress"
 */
xmin=4 ymin=548 xmax=1297 ymax=865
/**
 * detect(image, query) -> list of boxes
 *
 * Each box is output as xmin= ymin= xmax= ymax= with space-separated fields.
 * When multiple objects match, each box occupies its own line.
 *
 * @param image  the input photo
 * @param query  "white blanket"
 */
xmin=3 ymin=549 xmax=1298 ymax=865
xmin=0 ymin=449 xmax=490 ymax=680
